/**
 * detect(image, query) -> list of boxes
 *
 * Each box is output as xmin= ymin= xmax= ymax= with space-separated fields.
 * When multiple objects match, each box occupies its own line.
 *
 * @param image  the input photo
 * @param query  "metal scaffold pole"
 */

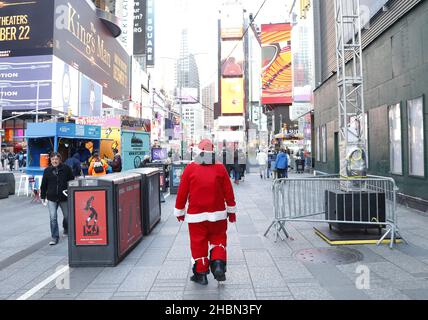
xmin=334 ymin=0 xmax=367 ymax=186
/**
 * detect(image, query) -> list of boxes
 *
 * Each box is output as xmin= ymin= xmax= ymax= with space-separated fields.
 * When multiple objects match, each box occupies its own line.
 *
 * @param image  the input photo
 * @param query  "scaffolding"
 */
xmin=334 ymin=0 xmax=367 ymax=184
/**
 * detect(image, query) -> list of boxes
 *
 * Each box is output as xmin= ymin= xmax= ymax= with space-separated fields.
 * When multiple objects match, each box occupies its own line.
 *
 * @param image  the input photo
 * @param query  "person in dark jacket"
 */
xmin=65 ymin=153 xmax=82 ymax=178
xmin=40 ymin=152 xmax=74 ymax=245
xmin=110 ymin=148 xmax=122 ymax=172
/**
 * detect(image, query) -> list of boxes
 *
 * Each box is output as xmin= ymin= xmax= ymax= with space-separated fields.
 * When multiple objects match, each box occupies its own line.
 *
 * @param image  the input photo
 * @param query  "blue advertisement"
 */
xmin=0 ymin=55 xmax=52 ymax=110
xmin=79 ymin=73 xmax=103 ymax=117
xmin=121 ymin=131 xmax=150 ymax=171
xmin=152 ymin=148 xmax=168 ymax=161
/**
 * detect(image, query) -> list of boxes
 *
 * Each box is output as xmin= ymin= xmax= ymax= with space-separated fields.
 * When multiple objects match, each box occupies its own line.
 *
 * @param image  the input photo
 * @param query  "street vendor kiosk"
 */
xmin=25 ymin=122 xmax=101 ymax=177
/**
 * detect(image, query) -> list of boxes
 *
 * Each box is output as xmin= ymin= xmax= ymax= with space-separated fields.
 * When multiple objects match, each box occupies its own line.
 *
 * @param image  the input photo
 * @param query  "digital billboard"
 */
xmin=0 ymin=0 xmax=54 ymax=57
xmin=220 ymin=4 xmax=243 ymax=39
xmin=78 ymin=73 xmax=103 ymax=117
xmin=221 ymin=78 xmax=244 ymax=115
xmin=221 ymin=40 xmax=243 ymax=77
xmin=53 ymin=0 xmax=130 ymax=101
xmin=0 ymin=55 xmax=52 ymax=111
xmin=51 ymin=56 xmax=79 ymax=115
xmin=261 ymin=23 xmax=292 ymax=105
xmin=133 ymin=0 xmax=146 ymax=55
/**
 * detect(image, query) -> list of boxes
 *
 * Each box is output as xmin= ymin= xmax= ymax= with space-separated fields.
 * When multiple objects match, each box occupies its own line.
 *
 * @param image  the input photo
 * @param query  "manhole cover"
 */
xmin=293 ymin=247 xmax=363 ymax=265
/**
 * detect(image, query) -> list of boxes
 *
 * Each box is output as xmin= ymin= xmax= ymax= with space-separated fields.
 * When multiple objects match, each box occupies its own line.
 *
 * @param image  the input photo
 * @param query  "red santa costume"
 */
xmin=174 ymin=139 xmax=236 ymax=285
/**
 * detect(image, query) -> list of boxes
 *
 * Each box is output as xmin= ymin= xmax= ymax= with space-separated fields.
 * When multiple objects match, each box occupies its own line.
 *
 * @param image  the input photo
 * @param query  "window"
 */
xmin=316 ymin=127 xmax=320 ymax=162
xmin=388 ymin=103 xmax=402 ymax=175
xmin=407 ymin=97 xmax=425 ymax=177
xmin=321 ymin=124 xmax=327 ymax=163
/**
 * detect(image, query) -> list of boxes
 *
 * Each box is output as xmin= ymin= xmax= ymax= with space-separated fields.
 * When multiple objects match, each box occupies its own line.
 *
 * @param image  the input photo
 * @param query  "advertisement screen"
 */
xmin=51 ymin=56 xmax=79 ymax=114
xmin=74 ymin=190 xmax=108 ymax=246
xmin=0 ymin=55 xmax=52 ymax=111
xmin=78 ymin=74 xmax=103 ymax=117
xmin=0 ymin=0 xmax=54 ymax=57
xmin=172 ymin=165 xmax=185 ymax=188
xmin=261 ymin=23 xmax=292 ymax=105
xmin=221 ymin=41 xmax=244 ymax=77
xmin=133 ymin=0 xmax=146 ymax=55
xmin=152 ymin=148 xmax=167 ymax=161
xmin=118 ymin=180 xmax=142 ymax=256
xmin=220 ymin=4 xmax=243 ymax=39
xmin=121 ymin=130 xmax=150 ymax=170
xmin=221 ymin=78 xmax=244 ymax=115
xmin=53 ymin=0 xmax=130 ymax=101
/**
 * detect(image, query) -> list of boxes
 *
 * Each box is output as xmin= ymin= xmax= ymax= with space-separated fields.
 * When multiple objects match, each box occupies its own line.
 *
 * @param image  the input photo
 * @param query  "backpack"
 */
xmin=93 ymin=161 xmax=104 ymax=173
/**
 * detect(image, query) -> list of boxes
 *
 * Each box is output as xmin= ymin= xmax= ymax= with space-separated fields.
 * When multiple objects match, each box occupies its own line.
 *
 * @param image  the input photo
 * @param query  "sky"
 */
xmin=152 ymin=0 xmax=292 ymax=92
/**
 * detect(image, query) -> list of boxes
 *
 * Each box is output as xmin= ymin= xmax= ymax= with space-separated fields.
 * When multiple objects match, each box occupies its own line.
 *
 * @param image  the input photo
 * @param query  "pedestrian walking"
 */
xmin=267 ymin=149 xmax=276 ymax=179
xmin=1 ymin=150 xmax=6 ymax=170
xmin=17 ymin=151 xmax=24 ymax=169
xmin=40 ymin=152 xmax=74 ymax=245
xmin=7 ymin=151 xmax=15 ymax=171
xmin=232 ymin=148 xmax=241 ymax=184
xmin=65 ymin=153 xmax=82 ymax=178
xmin=88 ymin=153 xmax=108 ymax=176
xmin=174 ymin=139 xmax=236 ymax=285
xmin=256 ymin=149 xmax=268 ymax=179
xmin=276 ymin=148 xmax=289 ymax=179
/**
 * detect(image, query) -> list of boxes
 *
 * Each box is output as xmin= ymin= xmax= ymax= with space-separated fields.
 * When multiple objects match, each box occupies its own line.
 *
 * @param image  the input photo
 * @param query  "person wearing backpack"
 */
xmin=65 ymin=153 xmax=82 ymax=178
xmin=88 ymin=153 xmax=108 ymax=176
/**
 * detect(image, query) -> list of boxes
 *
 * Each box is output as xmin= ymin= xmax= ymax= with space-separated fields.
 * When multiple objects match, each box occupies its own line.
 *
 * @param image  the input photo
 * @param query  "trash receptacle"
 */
xmin=145 ymin=162 xmax=169 ymax=193
xmin=169 ymin=161 xmax=191 ymax=194
xmin=129 ymin=168 xmax=161 ymax=235
xmin=0 ymin=172 xmax=15 ymax=195
xmin=68 ymin=172 xmax=143 ymax=267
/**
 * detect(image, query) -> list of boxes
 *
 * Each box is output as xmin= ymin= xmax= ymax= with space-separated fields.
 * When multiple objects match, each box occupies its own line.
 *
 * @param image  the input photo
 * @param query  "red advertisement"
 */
xmin=118 ymin=181 xmax=142 ymax=257
xmin=159 ymin=174 xmax=164 ymax=188
xmin=74 ymin=190 xmax=108 ymax=246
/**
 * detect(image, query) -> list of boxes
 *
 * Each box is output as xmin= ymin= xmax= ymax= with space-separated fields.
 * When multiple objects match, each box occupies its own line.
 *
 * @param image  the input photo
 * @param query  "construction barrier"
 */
xmin=264 ymin=175 xmax=404 ymax=248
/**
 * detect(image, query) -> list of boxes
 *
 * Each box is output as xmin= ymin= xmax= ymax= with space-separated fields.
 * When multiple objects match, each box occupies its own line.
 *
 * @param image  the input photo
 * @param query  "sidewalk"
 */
xmin=1 ymin=172 xmax=428 ymax=300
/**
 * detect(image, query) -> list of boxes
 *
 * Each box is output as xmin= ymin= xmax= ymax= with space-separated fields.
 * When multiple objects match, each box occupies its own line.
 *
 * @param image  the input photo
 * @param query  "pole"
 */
xmin=35 ymin=81 xmax=40 ymax=123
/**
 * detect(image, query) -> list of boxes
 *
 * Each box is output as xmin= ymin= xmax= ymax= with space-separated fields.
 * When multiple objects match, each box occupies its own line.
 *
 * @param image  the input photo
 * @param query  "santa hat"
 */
xmin=197 ymin=139 xmax=214 ymax=153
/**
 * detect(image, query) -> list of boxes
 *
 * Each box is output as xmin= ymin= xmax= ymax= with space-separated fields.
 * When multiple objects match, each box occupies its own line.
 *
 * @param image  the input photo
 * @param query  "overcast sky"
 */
xmin=152 ymin=0 xmax=291 ymax=91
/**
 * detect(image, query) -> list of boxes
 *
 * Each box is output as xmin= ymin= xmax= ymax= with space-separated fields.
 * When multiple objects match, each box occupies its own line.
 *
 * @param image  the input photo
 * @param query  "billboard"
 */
xmin=220 ymin=4 xmax=243 ymax=39
xmin=51 ymin=56 xmax=79 ymax=114
xmin=74 ymin=190 xmax=108 ymax=246
xmin=221 ymin=78 xmax=244 ymax=115
xmin=261 ymin=23 xmax=292 ymax=105
xmin=221 ymin=40 xmax=243 ymax=77
xmin=177 ymin=88 xmax=198 ymax=104
xmin=78 ymin=73 xmax=103 ymax=117
xmin=146 ymin=0 xmax=154 ymax=66
xmin=0 ymin=55 xmax=52 ymax=111
xmin=121 ymin=130 xmax=150 ymax=170
xmin=53 ymin=0 xmax=130 ymax=101
xmin=133 ymin=0 xmax=146 ymax=55
xmin=0 ymin=0 xmax=54 ymax=57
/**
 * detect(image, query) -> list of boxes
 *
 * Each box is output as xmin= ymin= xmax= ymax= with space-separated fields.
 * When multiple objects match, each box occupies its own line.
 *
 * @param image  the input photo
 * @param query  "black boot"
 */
xmin=190 ymin=263 xmax=208 ymax=285
xmin=210 ymin=260 xmax=226 ymax=282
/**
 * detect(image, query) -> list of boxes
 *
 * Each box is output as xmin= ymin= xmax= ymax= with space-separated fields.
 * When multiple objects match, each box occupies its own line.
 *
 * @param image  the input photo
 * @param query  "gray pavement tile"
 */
xmin=396 ymin=243 xmax=428 ymax=258
xmin=147 ymin=291 xmax=183 ymax=300
xmin=303 ymin=263 xmax=356 ymax=287
xmin=219 ymin=264 xmax=252 ymax=285
xmin=220 ymin=288 xmax=257 ymax=300
xmin=112 ymin=291 xmax=149 ymax=297
xmin=364 ymin=287 xmax=411 ymax=300
xmin=326 ymin=286 xmax=371 ymax=300
xmin=183 ymin=293 xmax=220 ymax=300
xmin=238 ymin=235 xmax=265 ymax=249
xmin=364 ymin=262 xmax=416 ymax=282
xmin=90 ymin=266 xmax=133 ymax=285
xmin=117 ymin=267 xmax=159 ymax=292
xmin=243 ymin=250 xmax=275 ymax=267
xmin=149 ymin=235 xmax=177 ymax=249
xmin=287 ymin=284 xmax=335 ymax=300
xmin=274 ymin=258 xmax=314 ymax=280
xmin=247 ymin=266 xmax=287 ymax=289
xmin=256 ymin=296 xmax=294 ymax=300
xmin=76 ymin=292 xmax=114 ymax=300
xmin=400 ymin=289 xmax=428 ymax=300
xmin=156 ymin=266 xmax=190 ymax=280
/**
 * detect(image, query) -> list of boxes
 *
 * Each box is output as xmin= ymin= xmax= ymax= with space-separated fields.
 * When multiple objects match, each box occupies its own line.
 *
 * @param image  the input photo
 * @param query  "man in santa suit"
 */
xmin=174 ymin=139 xmax=236 ymax=285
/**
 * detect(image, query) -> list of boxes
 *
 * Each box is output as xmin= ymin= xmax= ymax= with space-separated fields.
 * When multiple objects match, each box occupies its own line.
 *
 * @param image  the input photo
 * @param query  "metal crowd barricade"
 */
xmin=264 ymin=175 xmax=403 ymax=248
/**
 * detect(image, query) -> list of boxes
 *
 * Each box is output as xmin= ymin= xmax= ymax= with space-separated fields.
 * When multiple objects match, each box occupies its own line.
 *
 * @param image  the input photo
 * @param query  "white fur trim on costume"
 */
xmin=186 ymin=210 xmax=228 ymax=223
xmin=226 ymin=206 xmax=236 ymax=213
xmin=174 ymin=207 xmax=186 ymax=217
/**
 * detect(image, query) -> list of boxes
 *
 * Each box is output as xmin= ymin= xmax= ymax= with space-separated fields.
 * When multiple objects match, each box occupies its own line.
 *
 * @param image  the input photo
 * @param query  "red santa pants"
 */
xmin=188 ymin=219 xmax=227 ymax=273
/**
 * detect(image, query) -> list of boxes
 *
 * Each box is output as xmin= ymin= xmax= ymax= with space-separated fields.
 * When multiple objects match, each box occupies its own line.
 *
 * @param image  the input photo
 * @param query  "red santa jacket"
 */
xmin=174 ymin=161 xmax=236 ymax=223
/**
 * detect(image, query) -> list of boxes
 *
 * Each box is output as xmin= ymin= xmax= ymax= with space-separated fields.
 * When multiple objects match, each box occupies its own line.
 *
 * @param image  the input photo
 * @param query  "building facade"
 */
xmin=313 ymin=0 xmax=428 ymax=210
